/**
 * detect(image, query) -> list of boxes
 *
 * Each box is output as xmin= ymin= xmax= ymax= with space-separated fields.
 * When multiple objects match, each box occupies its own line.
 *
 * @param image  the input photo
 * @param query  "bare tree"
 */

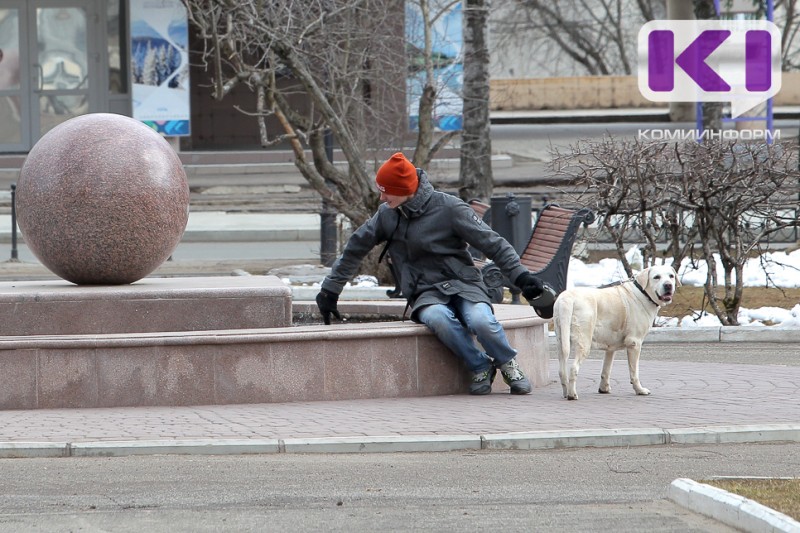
xmin=553 ymin=137 xmax=800 ymax=325
xmin=551 ymin=137 xmax=697 ymax=275
xmin=491 ymin=0 xmax=800 ymax=79
xmin=671 ymin=140 xmax=798 ymax=324
xmin=184 ymin=0 xmax=398 ymax=224
xmin=491 ymin=0 xmax=664 ymax=77
xmin=459 ymin=0 xmax=493 ymax=201
xmin=777 ymin=0 xmax=800 ymax=69
xmin=183 ymin=0 xmax=467 ymax=278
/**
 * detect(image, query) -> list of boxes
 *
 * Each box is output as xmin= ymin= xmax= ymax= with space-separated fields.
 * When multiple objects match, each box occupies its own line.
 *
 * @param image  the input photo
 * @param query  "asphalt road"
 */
xmin=4 ymin=442 xmax=799 ymax=532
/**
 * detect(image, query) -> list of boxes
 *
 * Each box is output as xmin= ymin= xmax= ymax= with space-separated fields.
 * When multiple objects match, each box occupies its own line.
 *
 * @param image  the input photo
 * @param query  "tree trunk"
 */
xmin=459 ymin=0 xmax=493 ymax=202
xmin=412 ymin=0 xmax=435 ymax=168
xmin=413 ymin=84 xmax=436 ymax=168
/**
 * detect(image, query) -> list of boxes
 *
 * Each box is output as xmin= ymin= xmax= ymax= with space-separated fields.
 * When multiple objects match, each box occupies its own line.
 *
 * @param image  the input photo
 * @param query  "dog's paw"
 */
xmin=566 ymin=393 xmax=579 ymax=400
xmin=635 ymin=387 xmax=651 ymax=396
xmin=598 ymin=387 xmax=611 ymax=394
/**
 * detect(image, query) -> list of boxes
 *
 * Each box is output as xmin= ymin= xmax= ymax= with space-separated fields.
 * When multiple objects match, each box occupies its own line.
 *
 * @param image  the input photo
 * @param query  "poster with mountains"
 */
xmin=405 ymin=1 xmax=463 ymax=131
xmin=130 ymin=0 xmax=190 ymax=135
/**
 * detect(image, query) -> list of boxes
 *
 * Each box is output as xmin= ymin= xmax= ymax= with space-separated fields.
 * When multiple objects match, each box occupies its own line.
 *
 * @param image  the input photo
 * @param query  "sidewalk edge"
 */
xmin=1 ymin=424 xmax=798 ymax=459
xmin=669 ymin=478 xmax=800 ymax=533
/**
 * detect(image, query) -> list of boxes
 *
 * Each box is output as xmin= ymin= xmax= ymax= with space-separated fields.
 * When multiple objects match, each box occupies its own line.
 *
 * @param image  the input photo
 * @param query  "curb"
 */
xmin=669 ymin=478 xmax=800 ymax=533
xmin=646 ymin=326 xmax=800 ymax=343
xmin=1 ymin=424 xmax=797 ymax=459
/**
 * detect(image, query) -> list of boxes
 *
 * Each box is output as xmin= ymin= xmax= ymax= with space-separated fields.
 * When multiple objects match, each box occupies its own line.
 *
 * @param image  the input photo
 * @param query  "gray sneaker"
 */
xmin=469 ymin=367 xmax=496 ymax=395
xmin=498 ymin=358 xmax=532 ymax=394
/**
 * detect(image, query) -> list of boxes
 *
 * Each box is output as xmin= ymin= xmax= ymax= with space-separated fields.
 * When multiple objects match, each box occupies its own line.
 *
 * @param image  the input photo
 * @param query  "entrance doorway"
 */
xmin=0 ymin=0 xmax=104 ymax=153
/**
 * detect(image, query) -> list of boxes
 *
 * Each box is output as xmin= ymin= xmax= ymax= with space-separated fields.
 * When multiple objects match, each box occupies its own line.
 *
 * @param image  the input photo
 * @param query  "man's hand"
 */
xmin=316 ymin=289 xmax=341 ymax=325
xmin=515 ymin=271 xmax=545 ymax=301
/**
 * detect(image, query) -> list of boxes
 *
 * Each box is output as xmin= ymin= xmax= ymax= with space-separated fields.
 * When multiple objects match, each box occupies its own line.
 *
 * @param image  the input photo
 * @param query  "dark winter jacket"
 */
xmin=320 ymin=169 xmax=529 ymax=321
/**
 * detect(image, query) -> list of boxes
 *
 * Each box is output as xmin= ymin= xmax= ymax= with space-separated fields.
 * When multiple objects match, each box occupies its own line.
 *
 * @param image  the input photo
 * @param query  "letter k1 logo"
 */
xmin=638 ymin=20 xmax=781 ymax=118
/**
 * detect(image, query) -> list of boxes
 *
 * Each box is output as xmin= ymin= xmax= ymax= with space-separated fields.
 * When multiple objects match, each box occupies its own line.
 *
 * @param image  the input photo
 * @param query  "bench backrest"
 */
xmin=521 ymin=204 xmax=595 ymax=318
xmin=467 ymin=201 xmax=593 ymax=286
xmin=465 ymin=199 xmax=593 ymax=316
xmin=520 ymin=205 xmax=583 ymax=274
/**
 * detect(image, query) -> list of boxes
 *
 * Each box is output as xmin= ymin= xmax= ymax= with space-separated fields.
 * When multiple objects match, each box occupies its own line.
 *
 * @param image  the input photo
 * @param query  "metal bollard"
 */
xmin=10 ymin=183 xmax=18 ymax=261
xmin=320 ymin=129 xmax=337 ymax=267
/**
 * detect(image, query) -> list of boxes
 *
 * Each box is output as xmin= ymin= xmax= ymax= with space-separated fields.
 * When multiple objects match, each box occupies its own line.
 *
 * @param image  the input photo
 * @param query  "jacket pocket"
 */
xmin=433 ymin=280 xmax=461 ymax=295
xmin=443 ymin=256 xmax=482 ymax=283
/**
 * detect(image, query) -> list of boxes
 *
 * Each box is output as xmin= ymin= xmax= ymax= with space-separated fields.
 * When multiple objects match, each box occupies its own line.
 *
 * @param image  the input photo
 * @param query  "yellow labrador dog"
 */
xmin=552 ymin=265 xmax=679 ymax=400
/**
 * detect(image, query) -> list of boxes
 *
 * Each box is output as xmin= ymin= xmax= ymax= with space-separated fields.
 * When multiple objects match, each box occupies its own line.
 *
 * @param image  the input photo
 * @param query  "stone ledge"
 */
xmin=0 ymin=299 xmax=549 ymax=410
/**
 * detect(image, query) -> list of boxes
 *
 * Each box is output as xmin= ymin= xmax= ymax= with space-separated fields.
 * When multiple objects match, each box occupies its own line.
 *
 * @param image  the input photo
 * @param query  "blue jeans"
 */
xmin=416 ymin=296 xmax=518 ymax=373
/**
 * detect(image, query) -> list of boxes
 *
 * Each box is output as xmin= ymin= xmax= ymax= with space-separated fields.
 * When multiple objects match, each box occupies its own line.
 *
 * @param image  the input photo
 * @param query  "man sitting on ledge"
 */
xmin=315 ymin=152 xmax=545 ymax=395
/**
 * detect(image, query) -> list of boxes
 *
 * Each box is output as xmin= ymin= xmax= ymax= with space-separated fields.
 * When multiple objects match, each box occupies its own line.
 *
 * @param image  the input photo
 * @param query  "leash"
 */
xmin=599 ymin=278 xmax=660 ymax=307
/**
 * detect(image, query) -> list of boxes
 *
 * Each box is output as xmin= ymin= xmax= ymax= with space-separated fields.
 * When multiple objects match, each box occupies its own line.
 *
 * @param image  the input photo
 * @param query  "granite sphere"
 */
xmin=16 ymin=113 xmax=190 ymax=284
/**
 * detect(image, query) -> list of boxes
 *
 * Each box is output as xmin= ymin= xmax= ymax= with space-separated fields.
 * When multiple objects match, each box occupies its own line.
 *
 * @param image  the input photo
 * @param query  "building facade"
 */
xmin=0 ymin=0 xmax=380 ymax=154
xmin=0 ymin=0 xmax=131 ymax=153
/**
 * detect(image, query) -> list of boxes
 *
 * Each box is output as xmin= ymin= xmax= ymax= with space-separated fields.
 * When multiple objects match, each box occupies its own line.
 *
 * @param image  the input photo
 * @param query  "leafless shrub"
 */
xmin=552 ymin=136 xmax=800 ymax=325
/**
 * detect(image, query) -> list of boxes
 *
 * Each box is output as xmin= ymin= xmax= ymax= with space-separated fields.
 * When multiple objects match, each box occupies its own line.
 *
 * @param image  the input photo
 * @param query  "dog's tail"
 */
xmin=553 ymin=296 xmax=572 ymax=362
xmin=553 ymin=296 xmax=574 ymax=398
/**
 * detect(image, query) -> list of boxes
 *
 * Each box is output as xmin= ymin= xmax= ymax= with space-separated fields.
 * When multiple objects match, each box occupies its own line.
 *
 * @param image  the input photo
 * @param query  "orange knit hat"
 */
xmin=375 ymin=152 xmax=419 ymax=196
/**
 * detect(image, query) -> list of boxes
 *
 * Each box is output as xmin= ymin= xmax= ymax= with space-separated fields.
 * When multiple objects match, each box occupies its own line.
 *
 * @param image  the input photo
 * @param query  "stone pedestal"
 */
xmin=0 ymin=282 xmax=549 ymax=410
xmin=0 ymin=276 xmax=291 ymax=335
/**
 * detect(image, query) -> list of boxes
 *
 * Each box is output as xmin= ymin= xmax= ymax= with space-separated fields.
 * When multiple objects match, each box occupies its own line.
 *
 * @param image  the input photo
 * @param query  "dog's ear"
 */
xmin=671 ymin=267 xmax=682 ymax=286
xmin=635 ymin=267 xmax=650 ymax=288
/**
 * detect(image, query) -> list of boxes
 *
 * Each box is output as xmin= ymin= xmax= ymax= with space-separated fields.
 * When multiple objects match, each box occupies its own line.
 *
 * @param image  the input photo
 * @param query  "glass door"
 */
xmin=31 ymin=0 xmax=98 ymax=140
xmin=0 ymin=1 xmax=26 ymax=150
xmin=0 ymin=0 xmax=101 ymax=153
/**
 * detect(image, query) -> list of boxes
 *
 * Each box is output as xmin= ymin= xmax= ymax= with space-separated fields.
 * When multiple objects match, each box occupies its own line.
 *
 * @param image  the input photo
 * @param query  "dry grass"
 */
xmin=659 ymin=286 xmax=800 ymax=322
xmin=701 ymin=478 xmax=800 ymax=521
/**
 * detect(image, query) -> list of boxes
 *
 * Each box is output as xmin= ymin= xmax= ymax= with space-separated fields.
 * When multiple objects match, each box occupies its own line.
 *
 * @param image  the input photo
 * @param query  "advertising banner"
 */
xmin=130 ymin=0 xmax=191 ymax=136
xmin=406 ymin=1 xmax=463 ymax=131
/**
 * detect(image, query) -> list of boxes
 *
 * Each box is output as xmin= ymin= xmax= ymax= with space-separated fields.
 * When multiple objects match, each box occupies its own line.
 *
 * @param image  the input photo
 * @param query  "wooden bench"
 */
xmin=470 ymin=202 xmax=595 ymax=319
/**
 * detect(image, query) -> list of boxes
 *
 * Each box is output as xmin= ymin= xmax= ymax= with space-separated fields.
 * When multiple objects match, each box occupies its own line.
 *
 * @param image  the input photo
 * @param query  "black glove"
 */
xmin=316 ymin=289 xmax=341 ymax=325
xmin=515 ymin=271 xmax=544 ymax=301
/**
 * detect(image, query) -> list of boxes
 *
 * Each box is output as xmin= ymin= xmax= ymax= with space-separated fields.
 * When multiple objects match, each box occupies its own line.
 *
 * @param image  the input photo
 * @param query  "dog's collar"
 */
xmin=632 ymin=279 xmax=660 ymax=307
